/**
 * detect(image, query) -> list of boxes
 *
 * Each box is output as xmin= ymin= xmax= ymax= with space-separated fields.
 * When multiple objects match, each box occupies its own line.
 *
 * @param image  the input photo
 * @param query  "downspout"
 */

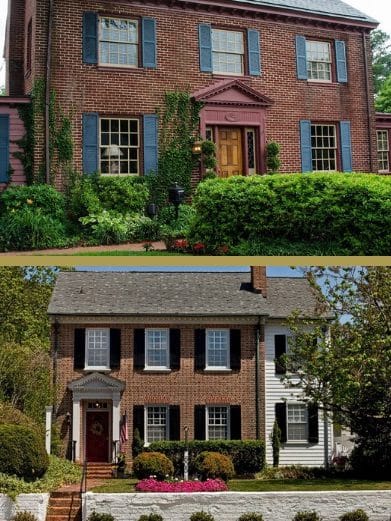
xmin=52 ymin=317 xmax=60 ymax=417
xmin=45 ymin=0 xmax=55 ymax=184
xmin=255 ymin=316 xmax=265 ymax=439
xmin=362 ymin=30 xmax=374 ymax=171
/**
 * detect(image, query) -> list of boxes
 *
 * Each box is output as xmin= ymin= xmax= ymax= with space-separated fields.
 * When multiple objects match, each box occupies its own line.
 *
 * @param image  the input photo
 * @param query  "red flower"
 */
xmin=135 ymin=478 xmax=228 ymax=493
xmin=193 ymin=242 xmax=205 ymax=252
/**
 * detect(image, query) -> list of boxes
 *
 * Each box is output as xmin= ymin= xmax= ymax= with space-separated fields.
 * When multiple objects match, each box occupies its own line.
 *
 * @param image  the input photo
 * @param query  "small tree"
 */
xmin=266 ymin=141 xmax=281 ymax=174
xmin=132 ymin=427 xmax=144 ymax=458
xmin=271 ymin=420 xmax=281 ymax=467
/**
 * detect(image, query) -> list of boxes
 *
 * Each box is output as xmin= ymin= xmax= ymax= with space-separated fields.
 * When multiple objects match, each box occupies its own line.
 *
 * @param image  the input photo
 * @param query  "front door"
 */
xmin=86 ymin=411 xmax=109 ymax=462
xmin=218 ymin=127 xmax=243 ymax=177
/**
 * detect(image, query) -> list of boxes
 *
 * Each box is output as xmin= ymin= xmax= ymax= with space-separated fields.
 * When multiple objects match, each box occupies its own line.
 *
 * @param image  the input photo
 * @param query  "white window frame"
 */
xmin=144 ymin=405 xmax=169 ymax=445
xmin=145 ymin=329 xmax=170 ymax=370
xmin=85 ymin=328 xmax=110 ymax=370
xmin=286 ymin=403 xmax=308 ymax=443
xmin=205 ymin=329 xmax=230 ymax=370
xmin=377 ymin=129 xmax=390 ymax=173
xmin=99 ymin=117 xmax=140 ymax=176
xmin=212 ymin=28 xmax=245 ymax=76
xmin=98 ymin=16 xmax=139 ymax=69
xmin=306 ymin=40 xmax=332 ymax=83
xmin=311 ymin=124 xmax=337 ymax=171
xmin=206 ymin=405 xmax=230 ymax=440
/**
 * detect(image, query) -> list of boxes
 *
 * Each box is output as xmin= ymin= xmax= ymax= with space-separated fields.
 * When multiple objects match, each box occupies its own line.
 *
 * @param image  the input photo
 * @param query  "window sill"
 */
xmin=305 ymin=81 xmax=341 ymax=87
xmin=212 ymin=73 xmax=251 ymax=80
xmin=96 ymin=65 xmax=151 ymax=75
xmin=84 ymin=368 xmax=111 ymax=373
xmin=283 ymin=441 xmax=315 ymax=446
xmin=143 ymin=368 xmax=172 ymax=373
xmin=204 ymin=368 xmax=232 ymax=373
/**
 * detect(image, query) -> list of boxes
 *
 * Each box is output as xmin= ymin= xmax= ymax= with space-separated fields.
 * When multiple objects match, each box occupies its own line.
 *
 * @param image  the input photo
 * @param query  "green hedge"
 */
xmin=187 ymin=174 xmax=391 ymax=255
xmin=0 ymin=185 xmax=66 ymax=221
xmin=147 ymin=440 xmax=265 ymax=477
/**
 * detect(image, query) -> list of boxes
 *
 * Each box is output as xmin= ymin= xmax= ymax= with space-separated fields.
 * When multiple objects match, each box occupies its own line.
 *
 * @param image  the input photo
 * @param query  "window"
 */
xmin=99 ymin=118 xmax=139 ymax=175
xmin=206 ymin=329 xmax=230 ymax=369
xmin=145 ymin=406 xmax=168 ymax=443
xmin=246 ymin=128 xmax=256 ymax=175
xmin=306 ymin=41 xmax=332 ymax=82
xmin=212 ymin=29 xmax=244 ymax=75
xmin=377 ymin=130 xmax=390 ymax=172
xmin=86 ymin=329 xmax=110 ymax=369
xmin=99 ymin=17 xmax=138 ymax=67
xmin=207 ymin=406 xmax=229 ymax=440
xmin=311 ymin=124 xmax=337 ymax=171
xmin=287 ymin=404 xmax=308 ymax=441
xmin=145 ymin=329 xmax=169 ymax=369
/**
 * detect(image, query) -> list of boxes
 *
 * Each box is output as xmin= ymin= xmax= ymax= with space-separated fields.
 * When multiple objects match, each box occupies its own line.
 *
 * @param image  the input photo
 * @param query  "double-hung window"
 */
xmin=99 ymin=17 xmax=139 ymax=67
xmin=85 ymin=329 xmax=110 ymax=370
xmin=377 ymin=130 xmax=390 ymax=172
xmin=306 ymin=40 xmax=332 ymax=82
xmin=206 ymin=329 xmax=230 ymax=369
xmin=99 ymin=118 xmax=140 ymax=175
xmin=145 ymin=329 xmax=169 ymax=369
xmin=287 ymin=404 xmax=308 ymax=441
xmin=212 ymin=29 xmax=244 ymax=76
xmin=207 ymin=406 xmax=229 ymax=440
xmin=311 ymin=124 xmax=337 ymax=171
xmin=145 ymin=406 xmax=168 ymax=443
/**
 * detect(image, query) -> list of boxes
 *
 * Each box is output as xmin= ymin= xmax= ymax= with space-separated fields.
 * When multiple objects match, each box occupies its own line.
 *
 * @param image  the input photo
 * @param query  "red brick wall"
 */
xmin=6 ymin=0 xmax=25 ymax=96
xmin=54 ymin=321 xmax=265 ymax=460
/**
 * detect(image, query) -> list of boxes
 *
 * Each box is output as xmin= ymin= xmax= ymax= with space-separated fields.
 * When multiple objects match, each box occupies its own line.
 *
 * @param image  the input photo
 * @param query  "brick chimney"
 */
xmin=251 ymin=266 xmax=267 ymax=296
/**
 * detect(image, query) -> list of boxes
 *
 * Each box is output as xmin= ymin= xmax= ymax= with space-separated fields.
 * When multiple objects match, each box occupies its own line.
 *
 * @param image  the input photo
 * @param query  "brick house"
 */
xmin=48 ymin=267 xmax=333 ymax=467
xmin=376 ymin=112 xmax=391 ymax=174
xmin=2 ymin=0 xmax=382 ymax=188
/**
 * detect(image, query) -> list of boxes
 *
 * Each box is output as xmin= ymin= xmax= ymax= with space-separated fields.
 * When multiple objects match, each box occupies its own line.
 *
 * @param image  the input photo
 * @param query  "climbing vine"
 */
xmin=148 ymin=91 xmax=203 ymax=207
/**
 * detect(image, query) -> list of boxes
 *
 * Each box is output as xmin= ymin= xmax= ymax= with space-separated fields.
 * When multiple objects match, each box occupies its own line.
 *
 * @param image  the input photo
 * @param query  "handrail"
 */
xmin=80 ymin=458 xmax=87 ymax=495
xmin=72 ymin=440 xmax=77 ymax=462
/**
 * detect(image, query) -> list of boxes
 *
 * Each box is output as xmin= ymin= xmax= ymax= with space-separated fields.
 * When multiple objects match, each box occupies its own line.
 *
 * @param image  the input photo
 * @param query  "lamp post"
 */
xmin=184 ymin=426 xmax=189 ymax=481
xmin=168 ymin=183 xmax=185 ymax=220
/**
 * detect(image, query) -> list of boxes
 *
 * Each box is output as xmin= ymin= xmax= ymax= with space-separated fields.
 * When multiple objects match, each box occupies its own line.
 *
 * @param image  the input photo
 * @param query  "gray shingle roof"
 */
xmin=230 ymin=0 xmax=377 ymax=24
xmin=48 ymin=271 xmax=325 ymax=319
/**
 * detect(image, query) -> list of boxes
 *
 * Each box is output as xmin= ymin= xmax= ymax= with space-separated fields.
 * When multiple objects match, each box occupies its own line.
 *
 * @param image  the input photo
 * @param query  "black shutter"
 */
xmin=169 ymin=405 xmax=180 ymax=441
xmin=110 ymin=329 xmax=121 ymax=370
xmin=194 ymin=329 xmax=206 ymax=370
xmin=170 ymin=329 xmax=181 ymax=370
xmin=194 ymin=405 xmax=206 ymax=440
xmin=275 ymin=335 xmax=287 ymax=374
xmin=74 ymin=328 xmax=86 ymax=369
xmin=230 ymin=405 xmax=241 ymax=440
xmin=275 ymin=403 xmax=287 ymax=443
xmin=230 ymin=329 xmax=241 ymax=371
xmin=133 ymin=405 xmax=145 ymax=440
xmin=308 ymin=403 xmax=319 ymax=443
xmin=134 ymin=329 xmax=145 ymax=370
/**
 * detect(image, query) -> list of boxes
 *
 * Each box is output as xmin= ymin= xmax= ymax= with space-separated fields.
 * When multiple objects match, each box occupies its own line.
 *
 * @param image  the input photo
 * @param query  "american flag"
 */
xmin=120 ymin=413 xmax=128 ymax=447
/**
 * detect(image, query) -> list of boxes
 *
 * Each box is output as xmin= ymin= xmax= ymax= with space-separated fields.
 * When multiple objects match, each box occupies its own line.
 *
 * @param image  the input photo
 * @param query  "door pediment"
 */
xmin=68 ymin=372 xmax=125 ymax=393
xmin=193 ymin=79 xmax=274 ymax=107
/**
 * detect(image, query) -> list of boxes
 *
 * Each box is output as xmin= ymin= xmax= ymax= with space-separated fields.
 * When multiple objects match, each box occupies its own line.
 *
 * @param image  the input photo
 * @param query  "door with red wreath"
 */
xmin=86 ymin=411 xmax=110 ymax=462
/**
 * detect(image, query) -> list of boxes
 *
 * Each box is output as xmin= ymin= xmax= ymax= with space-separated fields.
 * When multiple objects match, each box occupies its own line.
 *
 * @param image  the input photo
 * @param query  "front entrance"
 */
xmin=218 ymin=127 xmax=243 ymax=177
xmin=86 ymin=411 xmax=109 ymax=462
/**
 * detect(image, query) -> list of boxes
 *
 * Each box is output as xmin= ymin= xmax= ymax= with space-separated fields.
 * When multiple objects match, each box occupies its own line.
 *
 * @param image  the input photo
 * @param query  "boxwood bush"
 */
xmin=147 ymin=440 xmax=265 ymax=477
xmin=188 ymin=174 xmax=391 ymax=255
xmin=194 ymin=451 xmax=234 ymax=481
xmin=133 ymin=451 xmax=174 ymax=481
xmin=339 ymin=510 xmax=369 ymax=521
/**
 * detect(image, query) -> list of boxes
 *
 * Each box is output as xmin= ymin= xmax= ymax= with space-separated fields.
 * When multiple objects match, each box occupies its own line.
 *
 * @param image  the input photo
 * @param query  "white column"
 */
xmin=112 ymin=394 xmax=121 ymax=462
xmin=45 ymin=406 xmax=53 ymax=455
xmin=72 ymin=398 xmax=81 ymax=461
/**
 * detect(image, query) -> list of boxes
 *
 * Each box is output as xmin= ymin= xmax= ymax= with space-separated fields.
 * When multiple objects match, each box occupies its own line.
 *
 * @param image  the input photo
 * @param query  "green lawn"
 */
xmin=90 ymin=478 xmax=391 ymax=493
xmin=72 ymin=251 xmax=186 ymax=256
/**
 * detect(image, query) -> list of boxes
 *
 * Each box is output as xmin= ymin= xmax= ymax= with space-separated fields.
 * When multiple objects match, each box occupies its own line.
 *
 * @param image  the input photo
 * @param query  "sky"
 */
xmin=0 ymin=0 xmax=391 ymax=88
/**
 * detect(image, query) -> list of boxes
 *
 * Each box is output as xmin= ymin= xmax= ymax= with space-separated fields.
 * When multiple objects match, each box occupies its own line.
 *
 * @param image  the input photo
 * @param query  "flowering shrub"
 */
xmin=135 ymin=478 xmax=228 ymax=493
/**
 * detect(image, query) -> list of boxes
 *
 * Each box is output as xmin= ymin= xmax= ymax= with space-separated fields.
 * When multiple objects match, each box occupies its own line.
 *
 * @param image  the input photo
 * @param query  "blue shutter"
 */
xmin=300 ymin=120 xmax=312 ymax=173
xmin=82 ymin=113 xmax=98 ymax=175
xmin=340 ymin=121 xmax=352 ymax=172
xmin=142 ymin=18 xmax=157 ymax=69
xmin=247 ymin=29 xmax=261 ymax=76
xmin=0 ymin=115 xmax=9 ymax=183
xmin=83 ymin=12 xmax=98 ymax=64
xmin=335 ymin=40 xmax=348 ymax=83
xmin=199 ymin=24 xmax=212 ymax=73
xmin=143 ymin=114 xmax=158 ymax=175
xmin=296 ymin=35 xmax=307 ymax=80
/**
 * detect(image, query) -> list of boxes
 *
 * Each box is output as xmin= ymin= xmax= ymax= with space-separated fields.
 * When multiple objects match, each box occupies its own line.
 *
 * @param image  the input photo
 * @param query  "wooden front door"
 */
xmin=86 ymin=411 xmax=109 ymax=462
xmin=218 ymin=127 xmax=243 ymax=177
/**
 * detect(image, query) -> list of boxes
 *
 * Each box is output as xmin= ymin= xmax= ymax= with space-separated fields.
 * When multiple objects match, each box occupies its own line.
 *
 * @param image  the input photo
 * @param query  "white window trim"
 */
xmin=98 ymin=16 xmax=139 ymax=69
xmin=306 ymin=40 xmax=332 ymax=84
xmin=311 ymin=123 xmax=337 ymax=172
xmin=286 ymin=402 xmax=309 ymax=444
xmin=99 ymin=117 xmax=140 ymax=176
xmin=206 ymin=405 xmax=230 ymax=441
xmin=205 ymin=329 xmax=230 ymax=370
xmin=144 ymin=405 xmax=169 ymax=446
xmin=211 ymin=28 xmax=245 ymax=77
xmin=84 ymin=328 xmax=110 ymax=371
xmin=145 ymin=328 xmax=170 ymax=370
xmin=377 ymin=129 xmax=390 ymax=173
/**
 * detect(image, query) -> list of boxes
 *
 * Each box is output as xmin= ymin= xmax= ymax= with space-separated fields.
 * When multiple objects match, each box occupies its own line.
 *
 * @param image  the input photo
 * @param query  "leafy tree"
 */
xmin=375 ymin=75 xmax=391 ymax=112
xmin=0 ymin=86 xmax=5 ymax=96
xmin=285 ymin=267 xmax=391 ymax=474
xmin=371 ymin=30 xmax=391 ymax=95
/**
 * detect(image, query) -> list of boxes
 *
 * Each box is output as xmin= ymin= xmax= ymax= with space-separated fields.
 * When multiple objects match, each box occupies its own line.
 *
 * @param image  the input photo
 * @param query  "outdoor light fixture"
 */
xmin=168 ymin=183 xmax=185 ymax=219
xmin=192 ymin=140 xmax=202 ymax=154
xmin=147 ymin=202 xmax=158 ymax=219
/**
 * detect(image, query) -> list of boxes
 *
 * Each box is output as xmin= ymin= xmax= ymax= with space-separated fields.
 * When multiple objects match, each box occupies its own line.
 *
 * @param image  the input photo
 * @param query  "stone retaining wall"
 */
xmin=0 ymin=494 xmax=49 ymax=521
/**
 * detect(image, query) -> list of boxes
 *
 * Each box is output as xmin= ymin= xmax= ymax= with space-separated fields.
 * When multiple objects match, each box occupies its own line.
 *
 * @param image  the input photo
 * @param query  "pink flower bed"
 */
xmin=135 ymin=478 xmax=228 ymax=493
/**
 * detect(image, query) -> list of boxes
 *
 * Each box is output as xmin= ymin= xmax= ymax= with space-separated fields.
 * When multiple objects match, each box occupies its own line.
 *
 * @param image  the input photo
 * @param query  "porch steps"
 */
xmin=86 ymin=462 xmax=115 ymax=480
xmin=46 ymin=491 xmax=82 ymax=521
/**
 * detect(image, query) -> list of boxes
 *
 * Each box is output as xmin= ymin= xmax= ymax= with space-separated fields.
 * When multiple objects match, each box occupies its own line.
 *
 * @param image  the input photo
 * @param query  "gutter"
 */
xmin=52 ymin=317 xmax=60 ymax=416
xmin=45 ymin=0 xmax=54 ymax=184
xmin=362 ymin=30 xmax=374 ymax=171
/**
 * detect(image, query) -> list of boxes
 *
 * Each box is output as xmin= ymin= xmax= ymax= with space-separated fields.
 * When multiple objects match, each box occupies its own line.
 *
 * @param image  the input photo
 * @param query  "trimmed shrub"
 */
xmin=194 ymin=451 xmax=234 ymax=481
xmin=190 ymin=513 xmax=215 ymax=521
xmin=258 ymin=466 xmax=327 ymax=481
xmin=0 ymin=184 xmax=66 ymax=221
xmin=133 ymin=452 xmax=174 ymax=481
xmin=339 ymin=510 xmax=369 ymax=521
xmin=349 ymin=441 xmax=391 ymax=479
xmin=188 ymin=174 xmax=391 ymax=255
xmin=87 ymin=514 xmax=115 ymax=521
xmin=95 ymin=176 xmax=149 ymax=215
xmin=238 ymin=514 xmax=264 ymax=521
xmin=0 ymin=403 xmax=42 ymax=435
xmin=13 ymin=512 xmax=38 ymax=521
xmin=147 ymin=440 xmax=265 ymax=477
xmin=292 ymin=512 xmax=322 ymax=521
xmin=0 ymin=424 xmax=49 ymax=480
xmin=138 ymin=515 xmax=164 ymax=521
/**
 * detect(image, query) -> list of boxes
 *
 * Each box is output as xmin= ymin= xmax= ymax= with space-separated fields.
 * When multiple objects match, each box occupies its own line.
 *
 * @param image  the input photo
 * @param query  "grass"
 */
xmin=90 ymin=478 xmax=391 ymax=493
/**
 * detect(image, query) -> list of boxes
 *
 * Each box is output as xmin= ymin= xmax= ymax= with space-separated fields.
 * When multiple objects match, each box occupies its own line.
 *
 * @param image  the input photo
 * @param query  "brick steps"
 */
xmin=86 ymin=463 xmax=115 ymax=480
xmin=46 ymin=492 xmax=81 ymax=521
